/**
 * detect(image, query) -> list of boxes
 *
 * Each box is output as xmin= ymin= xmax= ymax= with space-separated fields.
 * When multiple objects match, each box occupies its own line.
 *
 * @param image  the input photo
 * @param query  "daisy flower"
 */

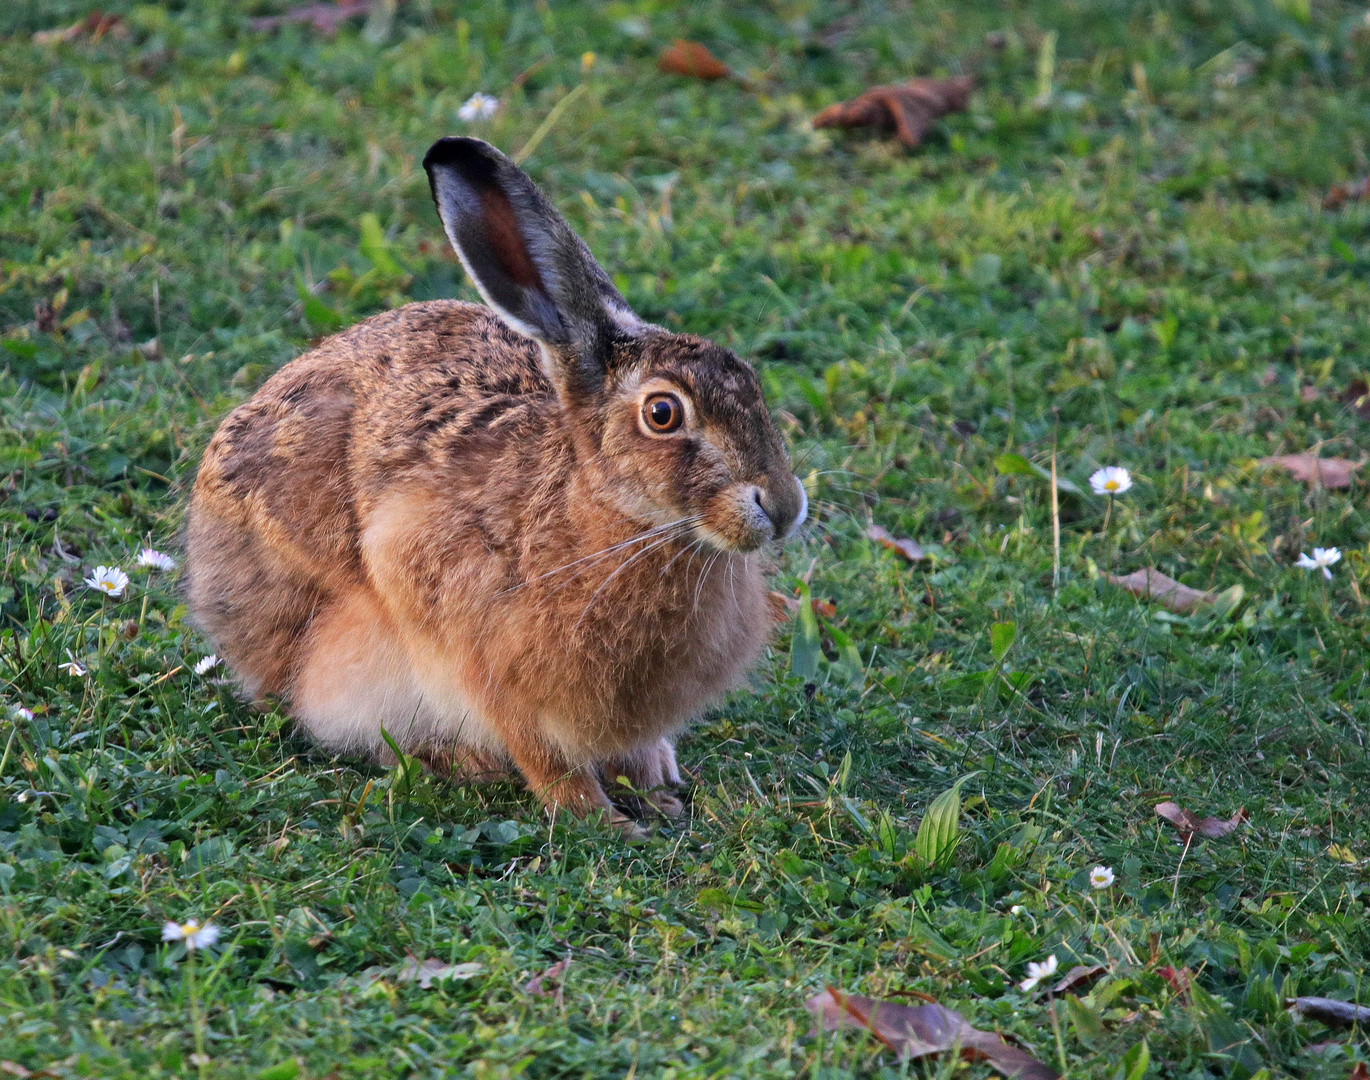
xmin=1296 ymin=547 xmax=1341 ymax=580
xmin=58 ymin=650 xmax=87 ymax=678
xmin=1019 ymin=954 xmax=1059 ymax=992
xmin=1089 ymin=865 xmax=1115 ymax=890
xmin=162 ymin=918 xmax=220 ymax=951
xmin=84 ymin=566 xmax=129 ymax=598
xmin=193 ymin=654 xmax=220 ymax=676
xmin=136 ymin=549 xmax=176 ymax=572
xmin=458 ymin=92 xmax=499 ymax=122
xmin=1089 ymin=466 xmax=1133 ymax=496
xmin=12 ymin=707 xmax=34 ymax=723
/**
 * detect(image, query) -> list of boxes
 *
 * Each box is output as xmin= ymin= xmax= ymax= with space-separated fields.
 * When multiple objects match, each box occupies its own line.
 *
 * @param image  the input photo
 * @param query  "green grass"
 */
xmin=3 ymin=1 xmax=1370 ymax=1076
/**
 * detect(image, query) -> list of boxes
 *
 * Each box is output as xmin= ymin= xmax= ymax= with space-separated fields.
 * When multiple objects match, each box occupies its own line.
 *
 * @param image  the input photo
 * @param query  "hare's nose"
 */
xmin=756 ymin=476 xmax=807 ymax=540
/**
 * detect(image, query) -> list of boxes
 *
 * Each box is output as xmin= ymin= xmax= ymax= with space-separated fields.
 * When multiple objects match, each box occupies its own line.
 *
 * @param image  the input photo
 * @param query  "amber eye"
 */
xmin=643 ymin=393 xmax=684 ymax=433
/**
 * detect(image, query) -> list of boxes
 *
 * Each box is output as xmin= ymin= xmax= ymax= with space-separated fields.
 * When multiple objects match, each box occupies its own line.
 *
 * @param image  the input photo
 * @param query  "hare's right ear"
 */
xmin=423 ymin=137 xmax=640 ymax=393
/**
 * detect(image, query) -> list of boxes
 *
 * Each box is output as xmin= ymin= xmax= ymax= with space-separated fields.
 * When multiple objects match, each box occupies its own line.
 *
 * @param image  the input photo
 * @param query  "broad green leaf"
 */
xmin=1111 ymin=1039 xmax=1149 ymax=1080
xmin=994 ymin=452 xmax=1035 ymax=476
xmin=358 ymin=212 xmax=403 ymax=276
xmin=827 ymin=624 xmax=864 ymax=686
xmin=790 ymin=582 xmax=822 ymax=680
xmin=914 ymin=772 xmax=979 ymax=869
xmin=295 ymin=276 xmax=344 ymax=331
xmin=990 ymin=620 xmax=1017 ymax=662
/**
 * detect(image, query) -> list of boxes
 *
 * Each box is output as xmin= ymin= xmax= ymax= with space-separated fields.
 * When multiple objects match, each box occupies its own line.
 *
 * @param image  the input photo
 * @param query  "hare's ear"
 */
xmin=423 ymin=137 xmax=639 ymax=388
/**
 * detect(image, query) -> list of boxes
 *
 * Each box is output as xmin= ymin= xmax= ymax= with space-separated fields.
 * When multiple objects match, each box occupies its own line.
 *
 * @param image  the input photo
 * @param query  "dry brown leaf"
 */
xmin=1288 ymin=996 xmax=1370 ymax=1029
xmin=249 ymin=0 xmax=370 ymax=36
xmin=524 ymin=956 xmax=570 ymax=1003
xmin=812 ymin=77 xmax=973 ymax=148
xmin=1155 ymin=801 xmax=1247 ymax=839
xmin=1104 ymin=569 xmax=1215 ymax=614
xmin=1351 ymin=1062 xmax=1369 ymax=1080
xmin=768 ymin=592 xmax=838 ymax=622
xmin=1049 ymin=965 xmax=1108 ymax=996
xmin=34 ymin=10 xmax=125 ymax=45
xmin=1324 ymin=177 xmax=1370 ymax=210
xmin=1341 ymin=378 xmax=1370 ymax=419
xmin=867 ymin=523 xmax=927 ymax=563
xmin=658 ymin=40 xmax=730 ymax=80
xmin=805 ymin=988 xmax=1058 ymax=1079
xmin=1258 ymin=453 xmax=1363 ymax=489
xmin=1157 ymin=966 xmax=1193 ymax=1002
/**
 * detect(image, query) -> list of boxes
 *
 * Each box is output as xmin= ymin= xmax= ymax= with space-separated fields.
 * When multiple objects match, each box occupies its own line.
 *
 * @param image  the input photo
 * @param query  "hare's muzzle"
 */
xmin=703 ymin=476 xmax=806 ymax=552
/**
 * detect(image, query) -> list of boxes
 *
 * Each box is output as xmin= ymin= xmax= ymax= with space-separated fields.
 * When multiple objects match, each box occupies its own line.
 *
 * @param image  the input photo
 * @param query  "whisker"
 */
xmin=500 ymin=515 xmax=702 ymax=595
xmin=571 ymin=531 xmax=684 ymax=635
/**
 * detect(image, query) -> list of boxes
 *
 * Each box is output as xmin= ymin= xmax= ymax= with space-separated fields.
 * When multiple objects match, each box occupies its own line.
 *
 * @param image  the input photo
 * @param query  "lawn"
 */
xmin=2 ymin=0 xmax=1370 ymax=1076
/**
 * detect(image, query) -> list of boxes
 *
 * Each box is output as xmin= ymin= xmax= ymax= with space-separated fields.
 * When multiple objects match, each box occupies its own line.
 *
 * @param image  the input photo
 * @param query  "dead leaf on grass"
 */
xmin=805 ymin=987 xmax=1058 ymax=1079
xmin=812 ymin=76 xmax=973 ymax=149
xmin=1287 ymin=996 xmax=1370 ymax=1029
xmin=1104 ymin=569 xmax=1215 ymax=614
xmin=33 ymin=11 xmax=125 ymax=44
xmin=658 ymin=40 xmax=730 ymax=80
xmin=768 ymin=591 xmax=839 ymax=622
xmin=356 ymin=955 xmax=484 ymax=990
xmin=1049 ymin=965 xmax=1108 ymax=996
xmin=1258 ymin=453 xmax=1363 ymax=489
xmin=524 ymin=957 xmax=570 ymax=1002
xmin=1351 ymin=1062 xmax=1368 ymax=1080
xmin=1324 ymin=177 xmax=1370 ymax=210
xmin=249 ymin=0 xmax=369 ymax=36
xmin=1154 ymin=801 xmax=1247 ymax=839
xmin=1157 ymin=966 xmax=1193 ymax=1003
xmin=867 ymin=523 xmax=928 ymax=563
xmin=1340 ymin=378 xmax=1370 ymax=419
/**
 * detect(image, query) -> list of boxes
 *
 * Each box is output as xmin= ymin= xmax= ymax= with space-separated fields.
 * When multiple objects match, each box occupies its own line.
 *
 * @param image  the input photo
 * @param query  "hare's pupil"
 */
xmin=651 ymin=400 xmax=673 ymax=426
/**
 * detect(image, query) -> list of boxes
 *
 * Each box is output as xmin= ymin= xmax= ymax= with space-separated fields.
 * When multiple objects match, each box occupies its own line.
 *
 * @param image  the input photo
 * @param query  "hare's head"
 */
xmin=425 ymin=137 xmax=805 ymax=553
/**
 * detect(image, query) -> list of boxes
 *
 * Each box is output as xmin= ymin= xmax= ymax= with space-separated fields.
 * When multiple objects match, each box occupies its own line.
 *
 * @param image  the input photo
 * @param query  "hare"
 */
xmin=184 ymin=137 xmax=806 ymax=831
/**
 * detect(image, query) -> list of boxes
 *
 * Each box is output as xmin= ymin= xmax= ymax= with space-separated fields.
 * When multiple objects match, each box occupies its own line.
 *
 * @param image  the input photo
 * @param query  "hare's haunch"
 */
xmin=185 ymin=138 xmax=805 ymax=830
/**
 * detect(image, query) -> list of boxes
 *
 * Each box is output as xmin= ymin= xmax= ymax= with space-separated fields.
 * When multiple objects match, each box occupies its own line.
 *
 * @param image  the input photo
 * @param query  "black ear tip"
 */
xmin=422 ymin=136 xmax=506 ymax=177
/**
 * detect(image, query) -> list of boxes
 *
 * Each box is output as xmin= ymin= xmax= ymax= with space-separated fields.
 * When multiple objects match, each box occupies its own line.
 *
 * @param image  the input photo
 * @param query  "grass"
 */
xmin=2 ymin=0 xmax=1370 ymax=1076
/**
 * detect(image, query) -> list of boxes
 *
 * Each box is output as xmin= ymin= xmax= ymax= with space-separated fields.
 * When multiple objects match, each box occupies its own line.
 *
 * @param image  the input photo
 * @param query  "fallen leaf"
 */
xmin=1324 ymin=177 xmax=1370 ymax=211
xmin=1157 ymin=966 xmax=1193 ymax=1002
xmin=1288 ymin=996 xmax=1370 ymax=1029
xmin=658 ymin=40 xmax=730 ymax=80
xmin=1326 ymin=843 xmax=1359 ymax=864
xmin=1049 ymin=965 xmax=1108 ymax=996
xmin=33 ymin=10 xmax=125 ymax=45
xmin=812 ymin=76 xmax=973 ymax=149
xmin=805 ymin=987 xmax=1058 ymax=1079
xmin=1104 ymin=569 xmax=1215 ymax=614
xmin=1352 ymin=1063 xmax=1368 ymax=1080
xmin=1258 ymin=453 xmax=1363 ymax=489
xmin=768 ymin=590 xmax=798 ymax=623
xmin=249 ymin=0 xmax=369 ymax=36
xmin=813 ymin=597 xmax=838 ymax=619
xmin=867 ymin=524 xmax=928 ymax=563
xmin=1340 ymin=378 xmax=1370 ymax=419
xmin=524 ymin=957 xmax=570 ymax=1002
xmin=1154 ymin=801 xmax=1247 ymax=839
xmin=355 ymin=956 xmax=484 ymax=989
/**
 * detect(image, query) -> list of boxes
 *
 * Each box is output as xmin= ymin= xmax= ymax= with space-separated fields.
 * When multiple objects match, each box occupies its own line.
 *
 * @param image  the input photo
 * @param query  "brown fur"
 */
xmin=185 ymin=138 xmax=803 ymax=830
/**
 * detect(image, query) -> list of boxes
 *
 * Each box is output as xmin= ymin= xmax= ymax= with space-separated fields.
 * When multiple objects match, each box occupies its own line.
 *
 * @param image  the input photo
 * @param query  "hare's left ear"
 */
xmin=423 ymin=137 xmax=640 ymax=395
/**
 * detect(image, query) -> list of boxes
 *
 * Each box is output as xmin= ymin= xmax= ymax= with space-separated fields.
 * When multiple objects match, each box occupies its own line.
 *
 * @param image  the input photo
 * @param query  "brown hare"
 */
xmin=185 ymin=137 xmax=805 ymax=831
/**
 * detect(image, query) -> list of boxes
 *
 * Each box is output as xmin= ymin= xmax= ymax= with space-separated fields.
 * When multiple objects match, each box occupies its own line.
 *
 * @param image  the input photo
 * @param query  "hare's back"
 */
xmin=191 ymin=300 xmax=549 ymax=579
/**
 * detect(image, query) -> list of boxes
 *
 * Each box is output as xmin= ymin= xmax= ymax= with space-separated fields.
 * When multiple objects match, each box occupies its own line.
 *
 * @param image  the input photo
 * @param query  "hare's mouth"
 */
xmin=695 ymin=484 xmax=787 ymax=553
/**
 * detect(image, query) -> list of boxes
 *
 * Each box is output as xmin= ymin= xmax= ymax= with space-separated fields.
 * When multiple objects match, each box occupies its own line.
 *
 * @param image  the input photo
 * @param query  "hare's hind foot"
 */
xmin=414 ymin=745 xmax=515 ymax=785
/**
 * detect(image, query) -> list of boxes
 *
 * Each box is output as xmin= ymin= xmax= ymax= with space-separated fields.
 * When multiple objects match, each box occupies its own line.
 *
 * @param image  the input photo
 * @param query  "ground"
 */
xmin=1 ymin=1 xmax=1369 ymax=1077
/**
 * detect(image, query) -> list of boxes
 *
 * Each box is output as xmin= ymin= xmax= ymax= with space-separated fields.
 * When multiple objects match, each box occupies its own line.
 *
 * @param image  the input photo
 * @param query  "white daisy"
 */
xmin=1296 ymin=547 xmax=1341 ymax=580
xmin=84 ymin=566 xmax=129 ymax=598
xmin=136 ymin=549 xmax=176 ymax=572
xmin=1089 ymin=466 xmax=1133 ymax=496
xmin=58 ymin=650 xmax=87 ymax=678
xmin=193 ymin=654 xmax=220 ymax=676
xmin=13 ymin=707 xmax=34 ymax=722
xmin=458 ymin=92 xmax=500 ymax=122
xmin=1019 ymin=954 xmax=1059 ymax=992
xmin=1089 ymin=865 xmax=1115 ymax=889
xmin=162 ymin=918 xmax=220 ymax=951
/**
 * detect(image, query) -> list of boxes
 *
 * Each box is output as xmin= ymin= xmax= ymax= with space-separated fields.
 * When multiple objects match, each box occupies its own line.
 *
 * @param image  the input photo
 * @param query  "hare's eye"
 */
xmin=643 ymin=393 xmax=684 ymax=434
